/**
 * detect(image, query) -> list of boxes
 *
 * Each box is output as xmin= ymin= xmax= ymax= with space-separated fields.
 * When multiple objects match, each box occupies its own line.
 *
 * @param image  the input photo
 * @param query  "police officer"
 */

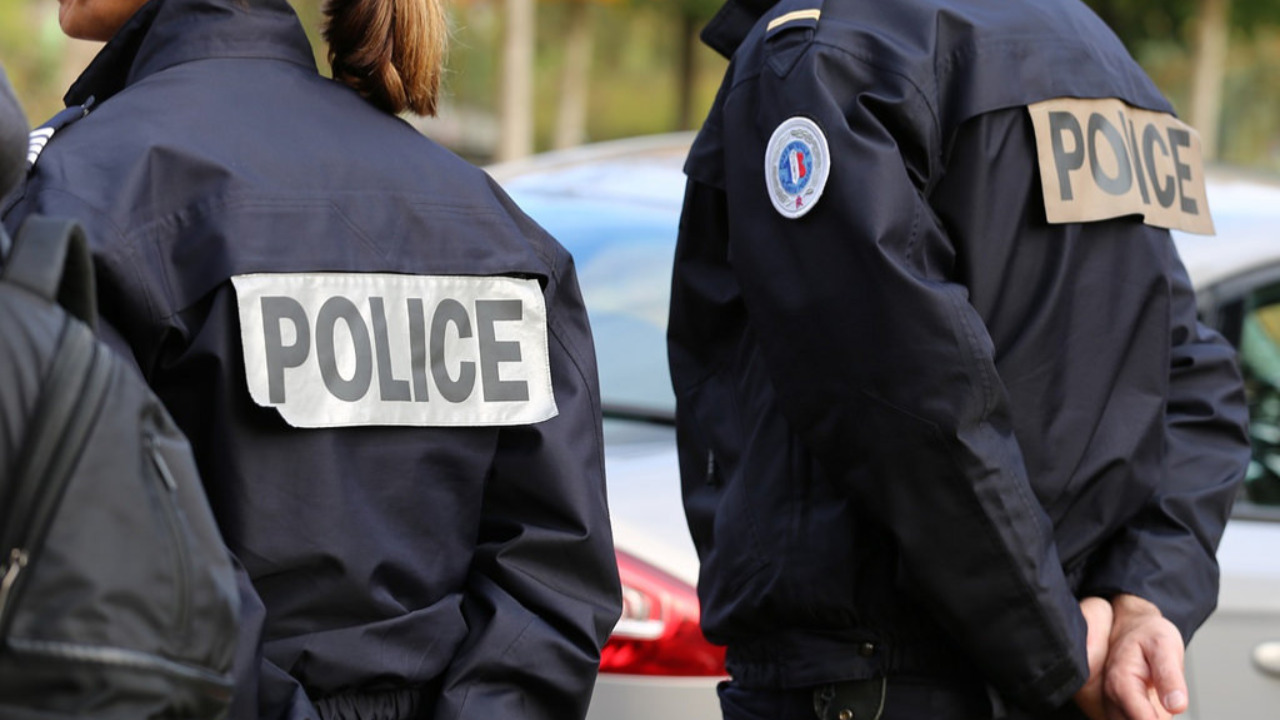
xmin=668 ymin=0 xmax=1250 ymax=718
xmin=2 ymin=0 xmax=622 ymax=717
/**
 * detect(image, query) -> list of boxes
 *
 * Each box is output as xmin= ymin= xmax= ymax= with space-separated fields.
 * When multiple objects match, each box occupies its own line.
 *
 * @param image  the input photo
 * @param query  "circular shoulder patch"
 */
xmin=764 ymin=116 xmax=830 ymax=220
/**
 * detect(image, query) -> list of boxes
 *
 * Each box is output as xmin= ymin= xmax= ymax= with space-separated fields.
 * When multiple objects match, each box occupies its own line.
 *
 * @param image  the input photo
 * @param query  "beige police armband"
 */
xmin=1028 ymin=97 xmax=1214 ymax=235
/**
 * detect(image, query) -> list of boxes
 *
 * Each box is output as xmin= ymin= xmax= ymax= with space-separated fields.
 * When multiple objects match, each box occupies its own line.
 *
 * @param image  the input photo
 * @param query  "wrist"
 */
xmin=1111 ymin=593 xmax=1162 ymax=618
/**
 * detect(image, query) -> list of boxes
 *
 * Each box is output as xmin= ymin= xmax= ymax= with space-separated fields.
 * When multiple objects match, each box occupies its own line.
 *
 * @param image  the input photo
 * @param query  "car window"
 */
xmin=1220 ymin=278 xmax=1280 ymax=508
xmin=506 ymin=192 xmax=678 ymax=416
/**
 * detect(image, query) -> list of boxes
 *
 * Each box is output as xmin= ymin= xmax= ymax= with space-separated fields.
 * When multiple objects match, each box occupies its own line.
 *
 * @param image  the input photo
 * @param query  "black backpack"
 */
xmin=0 ymin=216 xmax=239 ymax=719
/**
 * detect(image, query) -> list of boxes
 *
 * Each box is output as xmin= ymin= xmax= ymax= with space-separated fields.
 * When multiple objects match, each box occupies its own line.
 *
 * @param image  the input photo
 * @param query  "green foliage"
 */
xmin=0 ymin=0 xmax=331 ymax=125
xmin=0 ymin=0 xmax=1275 ymax=174
xmin=629 ymin=0 xmax=720 ymax=23
xmin=443 ymin=0 xmax=725 ymax=154
xmin=0 ymin=0 xmax=73 ymax=125
xmin=1083 ymin=0 xmax=1280 ymax=174
xmin=1234 ymin=0 xmax=1280 ymax=31
xmin=1219 ymin=25 xmax=1280 ymax=168
xmin=1085 ymin=0 xmax=1280 ymax=48
xmin=1083 ymin=0 xmax=1197 ymax=51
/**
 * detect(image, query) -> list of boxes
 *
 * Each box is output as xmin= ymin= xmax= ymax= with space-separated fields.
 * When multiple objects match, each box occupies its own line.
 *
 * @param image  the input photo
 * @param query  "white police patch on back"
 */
xmin=231 ymin=273 xmax=558 ymax=428
xmin=765 ymin=116 xmax=830 ymax=219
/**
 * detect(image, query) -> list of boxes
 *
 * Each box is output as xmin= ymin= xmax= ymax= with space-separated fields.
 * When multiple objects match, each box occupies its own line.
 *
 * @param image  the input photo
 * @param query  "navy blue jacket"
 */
xmin=3 ymin=0 xmax=621 ymax=717
xmin=669 ymin=0 xmax=1249 ymax=713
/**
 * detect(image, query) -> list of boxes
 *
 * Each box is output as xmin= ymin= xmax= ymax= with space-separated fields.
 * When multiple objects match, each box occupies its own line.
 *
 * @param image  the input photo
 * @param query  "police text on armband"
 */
xmin=231 ymin=273 xmax=558 ymax=428
xmin=1028 ymin=97 xmax=1214 ymax=235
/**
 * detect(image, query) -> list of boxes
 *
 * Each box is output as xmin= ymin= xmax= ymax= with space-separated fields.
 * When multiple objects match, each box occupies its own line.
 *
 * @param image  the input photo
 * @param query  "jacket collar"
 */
xmin=65 ymin=0 xmax=316 ymax=107
xmin=700 ymin=0 xmax=781 ymax=59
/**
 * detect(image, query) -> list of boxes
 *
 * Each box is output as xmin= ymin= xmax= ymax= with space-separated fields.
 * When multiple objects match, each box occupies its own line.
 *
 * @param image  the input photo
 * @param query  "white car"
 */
xmin=1170 ymin=175 xmax=1280 ymax=719
xmin=489 ymin=135 xmax=1280 ymax=720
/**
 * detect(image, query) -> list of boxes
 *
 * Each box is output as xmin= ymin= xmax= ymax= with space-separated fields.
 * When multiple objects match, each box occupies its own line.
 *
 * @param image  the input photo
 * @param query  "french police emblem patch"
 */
xmin=765 ymin=116 xmax=830 ymax=219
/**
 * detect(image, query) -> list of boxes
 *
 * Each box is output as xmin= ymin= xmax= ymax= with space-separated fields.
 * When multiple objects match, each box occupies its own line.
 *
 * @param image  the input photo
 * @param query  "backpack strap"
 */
xmin=1 ymin=215 xmax=97 ymax=329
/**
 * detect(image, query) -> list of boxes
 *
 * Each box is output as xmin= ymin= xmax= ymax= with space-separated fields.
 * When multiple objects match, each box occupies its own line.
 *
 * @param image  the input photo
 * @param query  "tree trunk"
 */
xmin=497 ymin=0 xmax=536 ymax=161
xmin=1188 ymin=0 xmax=1231 ymax=161
xmin=552 ymin=1 xmax=593 ymax=150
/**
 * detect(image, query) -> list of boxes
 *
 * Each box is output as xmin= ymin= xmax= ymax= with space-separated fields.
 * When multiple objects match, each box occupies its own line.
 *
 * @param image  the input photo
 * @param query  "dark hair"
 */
xmin=322 ymin=0 xmax=446 ymax=116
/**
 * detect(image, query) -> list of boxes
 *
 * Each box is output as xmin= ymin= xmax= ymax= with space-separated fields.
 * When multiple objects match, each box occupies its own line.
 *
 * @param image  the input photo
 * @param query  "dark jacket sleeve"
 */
xmin=698 ymin=43 xmax=1086 ymax=709
xmin=433 ymin=251 xmax=622 ymax=720
xmin=1080 ymin=258 xmax=1250 ymax=640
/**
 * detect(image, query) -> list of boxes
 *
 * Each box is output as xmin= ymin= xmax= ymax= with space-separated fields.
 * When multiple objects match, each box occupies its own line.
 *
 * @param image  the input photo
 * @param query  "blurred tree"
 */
xmin=423 ymin=0 xmax=528 ymax=159
xmin=573 ymin=3 xmax=723 ymax=142
xmin=1190 ymin=0 xmax=1229 ymax=159
xmin=544 ymin=0 xmax=719 ymax=150
xmin=0 ymin=0 xmax=78 ymax=124
xmin=497 ymin=0 xmax=536 ymax=159
xmin=550 ymin=0 xmax=597 ymax=149
xmin=1085 ymin=0 xmax=1195 ymax=47
xmin=1085 ymin=0 xmax=1280 ymax=161
xmin=673 ymin=0 xmax=719 ymax=129
xmin=288 ymin=0 xmax=332 ymax=74
xmin=0 ymin=0 xmax=330 ymax=125
xmin=636 ymin=0 xmax=719 ymax=129
xmin=10 ymin=0 xmax=1268 ymax=169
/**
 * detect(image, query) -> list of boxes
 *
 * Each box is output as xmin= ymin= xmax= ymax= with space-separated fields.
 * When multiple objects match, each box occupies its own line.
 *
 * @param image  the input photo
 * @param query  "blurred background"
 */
xmin=0 ymin=0 xmax=1278 ymax=171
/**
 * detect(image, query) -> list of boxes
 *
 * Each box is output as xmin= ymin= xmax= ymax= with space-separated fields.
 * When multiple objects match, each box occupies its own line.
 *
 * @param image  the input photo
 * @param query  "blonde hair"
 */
xmin=322 ymin=0 xmax=446 ymax=116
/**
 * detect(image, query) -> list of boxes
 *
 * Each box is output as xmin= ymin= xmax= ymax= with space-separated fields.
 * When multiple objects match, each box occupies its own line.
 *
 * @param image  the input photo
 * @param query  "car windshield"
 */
xmin=505 ymin=185 xmax=680 ymax=419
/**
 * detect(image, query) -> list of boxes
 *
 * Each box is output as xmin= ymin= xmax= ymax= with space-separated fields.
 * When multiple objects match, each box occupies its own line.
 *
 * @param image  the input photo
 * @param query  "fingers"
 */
xmin=1146 ymin=630 xmax=1188 ymax=715
xmin=1148 ymin=685 xmax=1175 ymax=720
xmin=1074 ymin=597 xmax=1114 ymax=720
xmin=1102 ymin=649 xmax=1160 ymax=720
xmin=1102 ymin=594 xmax=1188 ymax=720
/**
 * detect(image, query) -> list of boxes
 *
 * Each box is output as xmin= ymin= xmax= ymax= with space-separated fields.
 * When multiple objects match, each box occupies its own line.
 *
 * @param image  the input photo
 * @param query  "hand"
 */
xmin=1102 ymin=594 xmax=1188 ymax=720
xmin=1074 ymin=596 xmax=1114 ymax=720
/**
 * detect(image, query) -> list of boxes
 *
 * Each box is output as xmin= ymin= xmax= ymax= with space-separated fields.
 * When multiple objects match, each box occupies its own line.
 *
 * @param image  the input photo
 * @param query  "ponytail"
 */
xmin=322 ymin=0 xmax=446 ymax=116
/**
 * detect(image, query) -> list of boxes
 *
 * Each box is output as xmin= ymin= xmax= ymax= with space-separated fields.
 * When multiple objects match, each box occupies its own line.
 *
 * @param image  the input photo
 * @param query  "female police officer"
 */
xmin=670 ymin=0 xmax=1250 ymax=718
xmin=2 ymin=0 xmax=622 ymax=717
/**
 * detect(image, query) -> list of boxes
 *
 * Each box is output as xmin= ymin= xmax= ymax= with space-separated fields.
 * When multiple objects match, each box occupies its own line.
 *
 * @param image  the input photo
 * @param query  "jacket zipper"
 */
xmin=145 ymin=435 xmax=191 ymax=641
xmin=0 ymin=549 xmax=29 ymax=622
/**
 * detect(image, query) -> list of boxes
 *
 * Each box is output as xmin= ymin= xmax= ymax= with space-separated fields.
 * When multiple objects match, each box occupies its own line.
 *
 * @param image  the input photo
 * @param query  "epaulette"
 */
xmin=766 ymin=7 xmax=820 ymax=34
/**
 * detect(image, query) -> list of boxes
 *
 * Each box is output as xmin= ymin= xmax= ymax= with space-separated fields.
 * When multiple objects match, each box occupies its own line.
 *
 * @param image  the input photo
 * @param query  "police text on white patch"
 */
xmin=232 ymin=273 xmax=557 ymax=428
xmin=1028 ymin=97 xmax=1214 ymax=235
xmin=765 ymin=116 xmax=830 ymax=219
